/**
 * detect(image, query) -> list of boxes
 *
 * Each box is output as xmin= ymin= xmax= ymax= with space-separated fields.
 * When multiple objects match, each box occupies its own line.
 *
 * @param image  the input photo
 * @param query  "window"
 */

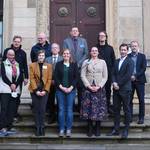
xmin=0 ymin=0 xmax=3 ymax=52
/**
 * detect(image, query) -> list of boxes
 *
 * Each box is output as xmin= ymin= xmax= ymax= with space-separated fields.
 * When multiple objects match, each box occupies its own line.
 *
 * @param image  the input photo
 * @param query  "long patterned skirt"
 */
xmin=80 ymin=87 xmax=108 ymax=121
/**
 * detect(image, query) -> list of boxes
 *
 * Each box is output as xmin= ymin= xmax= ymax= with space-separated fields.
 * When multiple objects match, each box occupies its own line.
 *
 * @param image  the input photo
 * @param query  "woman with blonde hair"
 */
xmin=54 ymin=49 xmax=78 ymax=137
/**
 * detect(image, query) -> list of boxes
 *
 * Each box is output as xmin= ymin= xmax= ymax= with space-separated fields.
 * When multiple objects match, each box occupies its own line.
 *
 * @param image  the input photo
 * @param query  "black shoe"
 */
xmin=137 ymin=118 xmax=144 ymax=124
xmin=87 ymin=120 xmax=93 ymax=137
xmin=40 ymin=127 xmax=45 ymax=136
xmin=35 ymin=127 xmax=40 ymax=136
xmin=107 ymin=129 xmax=119 ymax=136
xmin=95 ymin=121 xmax=101 ymax=137
xmin=121 ymin=129 xmax=128 ymax=139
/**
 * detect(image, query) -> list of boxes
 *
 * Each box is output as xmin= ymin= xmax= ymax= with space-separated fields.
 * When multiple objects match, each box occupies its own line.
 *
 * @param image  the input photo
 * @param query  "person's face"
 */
xmin=7 ymin=50 xmax=15 ymax=62
xmin=130 ymin=42 xmax=139 ymax=53
xmin=120 ymin=46 xmax=128 ymax=58
xmin=38 ymin=34 xmax=47 ymax=44
xmin=38 ymin=53 xmax=45 ymax=63
xmin=90 ymin=47 xmax=99 ymax=58
xmin=99 ymin=32 xmax=107 ymax=42
xmin=13 ymin=38 xmax=22 ymax=48
xmin=51 ymin=44 xmax=60 ymax=55
xmin=70 ymin=27 xmax=79 ymax=37
xmin=63 ymin=50 xmax=71 ymax=61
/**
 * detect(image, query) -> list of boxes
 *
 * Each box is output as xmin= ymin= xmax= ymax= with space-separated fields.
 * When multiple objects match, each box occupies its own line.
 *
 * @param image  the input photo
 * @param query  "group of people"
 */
xmin=0 ymin=27 xmax=147 ymax=139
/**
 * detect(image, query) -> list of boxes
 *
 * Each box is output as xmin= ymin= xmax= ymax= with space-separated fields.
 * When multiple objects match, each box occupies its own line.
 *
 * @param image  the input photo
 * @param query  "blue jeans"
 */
xmin=56 ymin=89 xmax=76 ymax=131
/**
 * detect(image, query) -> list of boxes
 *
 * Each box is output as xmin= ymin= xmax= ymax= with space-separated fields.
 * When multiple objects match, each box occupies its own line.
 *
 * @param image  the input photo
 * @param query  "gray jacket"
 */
xmin=63 ymin=36 xmax=88 ymax=68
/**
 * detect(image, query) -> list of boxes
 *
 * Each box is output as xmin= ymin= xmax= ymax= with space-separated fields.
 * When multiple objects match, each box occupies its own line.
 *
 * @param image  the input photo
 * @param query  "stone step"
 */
xmin=1 ymin=143 xmax=150 ymax=150
xmin=1 ymin=132 xmax=150 ymax=144
xmin=12 ymin=115 xmax=150 ymax=133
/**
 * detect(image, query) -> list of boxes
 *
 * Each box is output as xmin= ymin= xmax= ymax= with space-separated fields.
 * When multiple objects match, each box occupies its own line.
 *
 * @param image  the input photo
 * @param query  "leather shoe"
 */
xmin=121 ymin=129 xmax=128 ymax=139
xmin=107 ymin=129 xmax=119 ymax=136
xmin=137 ymin=118 xmax=144 ymax=124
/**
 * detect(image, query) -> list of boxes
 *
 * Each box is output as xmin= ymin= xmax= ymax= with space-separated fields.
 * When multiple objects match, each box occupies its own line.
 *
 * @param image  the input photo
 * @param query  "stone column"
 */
xmin=36 ymin=0 xmax=50 ymax=38
xmin=106 ymin=0 xmax=119 ymax=56
xmin=3 ymin=0 xmax=13 ymax=50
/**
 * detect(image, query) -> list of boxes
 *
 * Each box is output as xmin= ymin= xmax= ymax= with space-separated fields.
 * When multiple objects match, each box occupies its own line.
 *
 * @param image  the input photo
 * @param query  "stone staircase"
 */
xmin=1 ymin=98 xmax=150 ymax=149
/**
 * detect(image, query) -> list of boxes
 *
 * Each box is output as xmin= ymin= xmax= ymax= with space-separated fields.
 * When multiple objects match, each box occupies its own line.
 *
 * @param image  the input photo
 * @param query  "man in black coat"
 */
xmin=108 ymin=43 xmax=133 ymax=138
xmin=128 ymin=41 xmax=147 ymax=124
xmin=30 ymin=32 xmax=51 ymax=62
xmin=96 ymin=31 xmax=116 ymax=113
xmin=2 ymin=35 xmax=28 ymax=122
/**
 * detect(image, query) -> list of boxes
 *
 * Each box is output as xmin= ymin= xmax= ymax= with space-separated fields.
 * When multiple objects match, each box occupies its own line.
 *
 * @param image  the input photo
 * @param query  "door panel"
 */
xmin=50 ymin=0 xmax=105 ymax=50
xmin=50 ymin=0 xmax=76 ymax=48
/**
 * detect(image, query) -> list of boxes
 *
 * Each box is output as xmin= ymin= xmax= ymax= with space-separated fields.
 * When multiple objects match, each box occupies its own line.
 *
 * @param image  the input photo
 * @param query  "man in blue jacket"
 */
xmin=128 ymin=41 xmax=147 ymax=124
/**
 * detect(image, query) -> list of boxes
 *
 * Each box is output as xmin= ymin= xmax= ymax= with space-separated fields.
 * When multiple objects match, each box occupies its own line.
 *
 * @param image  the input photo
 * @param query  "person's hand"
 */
xmin=24 ymin=79 xmax=28 ymax=86
xmin=40 ymin=91 xmax=46 ymax=96
xmin=131 ymin=75 xmax=136 ymax=81
xmin=113 ymin=82 xmax=119 ymax=90
xmin=10 ymin=84 xmax=16 ymax=92
xmin=66 ymin=86 xmax=73 ymax=93
xmin=36 ymin=91 xmax=41 ymax=96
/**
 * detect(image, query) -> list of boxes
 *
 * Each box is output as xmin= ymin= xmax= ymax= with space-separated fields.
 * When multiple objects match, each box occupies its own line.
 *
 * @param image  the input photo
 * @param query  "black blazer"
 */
xmin=54 ymin=61 xmax=79 ymax=90
xmin=128 ymin=53 xmax=146 ymax=83
xmin=112 ymin=57 xmax=133 ymax=91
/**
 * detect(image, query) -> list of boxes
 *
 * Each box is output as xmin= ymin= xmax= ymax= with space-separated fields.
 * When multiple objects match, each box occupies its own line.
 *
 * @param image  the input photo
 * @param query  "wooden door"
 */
xmin=50 ymin=0 xmax=105 ymax=49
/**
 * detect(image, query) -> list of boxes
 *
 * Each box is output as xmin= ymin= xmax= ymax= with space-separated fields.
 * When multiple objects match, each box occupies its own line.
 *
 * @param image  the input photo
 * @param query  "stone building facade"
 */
xmin=1 ymin=0 xmax=150 ymax=97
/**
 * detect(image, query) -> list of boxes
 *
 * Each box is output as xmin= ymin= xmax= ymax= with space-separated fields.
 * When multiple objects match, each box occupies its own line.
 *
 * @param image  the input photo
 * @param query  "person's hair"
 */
xmin=88 ymin=46 xmax=99 ymax=60
xmin=13 ymin=35 xmax=22 ymax=41
xmin=37 ymin=50 xmax=45 ymax=56
xmin=119 ymin=43 xmax=129 ymax=50
xmin=62 ymin=49 xmax=74 ymax=63
xmin=98 ymin=31 xmax=108 ymax=43
xmin=130 ymin=40 xmax=139 ymax=46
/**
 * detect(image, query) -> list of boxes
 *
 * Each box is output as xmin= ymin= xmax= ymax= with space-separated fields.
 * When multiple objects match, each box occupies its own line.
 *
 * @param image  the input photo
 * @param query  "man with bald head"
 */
xmin=30 ymin=32 xmax=51 ymax=62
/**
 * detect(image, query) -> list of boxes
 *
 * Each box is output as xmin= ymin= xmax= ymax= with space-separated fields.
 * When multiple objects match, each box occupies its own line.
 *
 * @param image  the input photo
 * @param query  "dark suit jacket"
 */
xmin=128 ymin=52 xmax=147 ymax=83
xmin=54 ymin=61 xmax=79 ymax=90
xmin=112 ymin=57 xmax=134 ymax=91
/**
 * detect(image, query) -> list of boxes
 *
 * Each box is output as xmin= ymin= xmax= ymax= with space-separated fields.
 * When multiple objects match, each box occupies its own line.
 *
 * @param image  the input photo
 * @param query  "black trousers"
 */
xmin=0 ymin=93 xmax=17 ymax=129
xmin=113 ymin=90 xmax=131 ymax=130
xmin=105 ymin=77 xmax=112 ymax=109
xmin=46 ymin=85 xmax=57 ymax=117
xmin=130 ymin=82 xmax=145 ymax=119
xmin=31 ymin=93 xmax=48 ymax=128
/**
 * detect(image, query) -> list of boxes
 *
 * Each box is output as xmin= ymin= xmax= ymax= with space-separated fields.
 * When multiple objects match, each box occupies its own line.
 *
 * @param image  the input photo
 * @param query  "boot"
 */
xmin=95 ymin=121 xmax=101 ymax=137
xmin=35 ymin=127 xmax=40 ymax=136
xmin=40 ymin=127 xmax=45 ymax=136
xmin=87 ymin=120 xmax=93 ymax=137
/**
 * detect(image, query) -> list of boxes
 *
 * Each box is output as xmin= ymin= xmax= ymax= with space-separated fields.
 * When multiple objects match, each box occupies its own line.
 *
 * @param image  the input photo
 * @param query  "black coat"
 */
xmin=54 ymin=61 xmax=79 ymax=90
xmin=112 ymin=57 xmax=134 ymax=91
xmin=96 ymin=43 xmax=115 ymax=78
xmin=128 ymin=52 xmax=147 ymax=83
xmin=2 ymin=45 xmax=28 ymax=79
xmin=30 ymin=41 xmax=51 ymax=62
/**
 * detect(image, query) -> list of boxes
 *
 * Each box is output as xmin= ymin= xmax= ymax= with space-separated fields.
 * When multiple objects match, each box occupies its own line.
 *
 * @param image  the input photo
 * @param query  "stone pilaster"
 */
xmin=36 ymin=0 xmax=50 ymax=38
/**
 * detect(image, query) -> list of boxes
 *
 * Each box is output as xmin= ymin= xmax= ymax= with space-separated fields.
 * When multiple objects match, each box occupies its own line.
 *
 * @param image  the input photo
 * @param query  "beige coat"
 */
xmin=81 ymin=58 xmax=108 ymax=88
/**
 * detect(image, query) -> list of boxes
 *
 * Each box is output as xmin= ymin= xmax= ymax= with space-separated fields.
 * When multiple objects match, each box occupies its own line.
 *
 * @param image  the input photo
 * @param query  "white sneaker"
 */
xmin=66 ymin=129 xmax=71 ymax=137
xmin=59 ymin=130 xmax=64 ymax=137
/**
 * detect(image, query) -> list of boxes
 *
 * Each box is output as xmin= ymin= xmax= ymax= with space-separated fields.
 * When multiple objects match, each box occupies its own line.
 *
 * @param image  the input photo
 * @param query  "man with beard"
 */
xmin=96 ymin=31 xmax=116 ymax=114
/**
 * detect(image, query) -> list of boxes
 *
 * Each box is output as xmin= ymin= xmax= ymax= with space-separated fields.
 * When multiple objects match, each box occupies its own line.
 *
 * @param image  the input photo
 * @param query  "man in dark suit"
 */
xmin=128 ymin=41 xmax=147 ymax=124
xmin=45 ymin=43 xmax=63 ymax=124
xmin=63 ymin=27 xmax=88 ymax=111
xmin=108 ymin=43 xmax=133 ymax=138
